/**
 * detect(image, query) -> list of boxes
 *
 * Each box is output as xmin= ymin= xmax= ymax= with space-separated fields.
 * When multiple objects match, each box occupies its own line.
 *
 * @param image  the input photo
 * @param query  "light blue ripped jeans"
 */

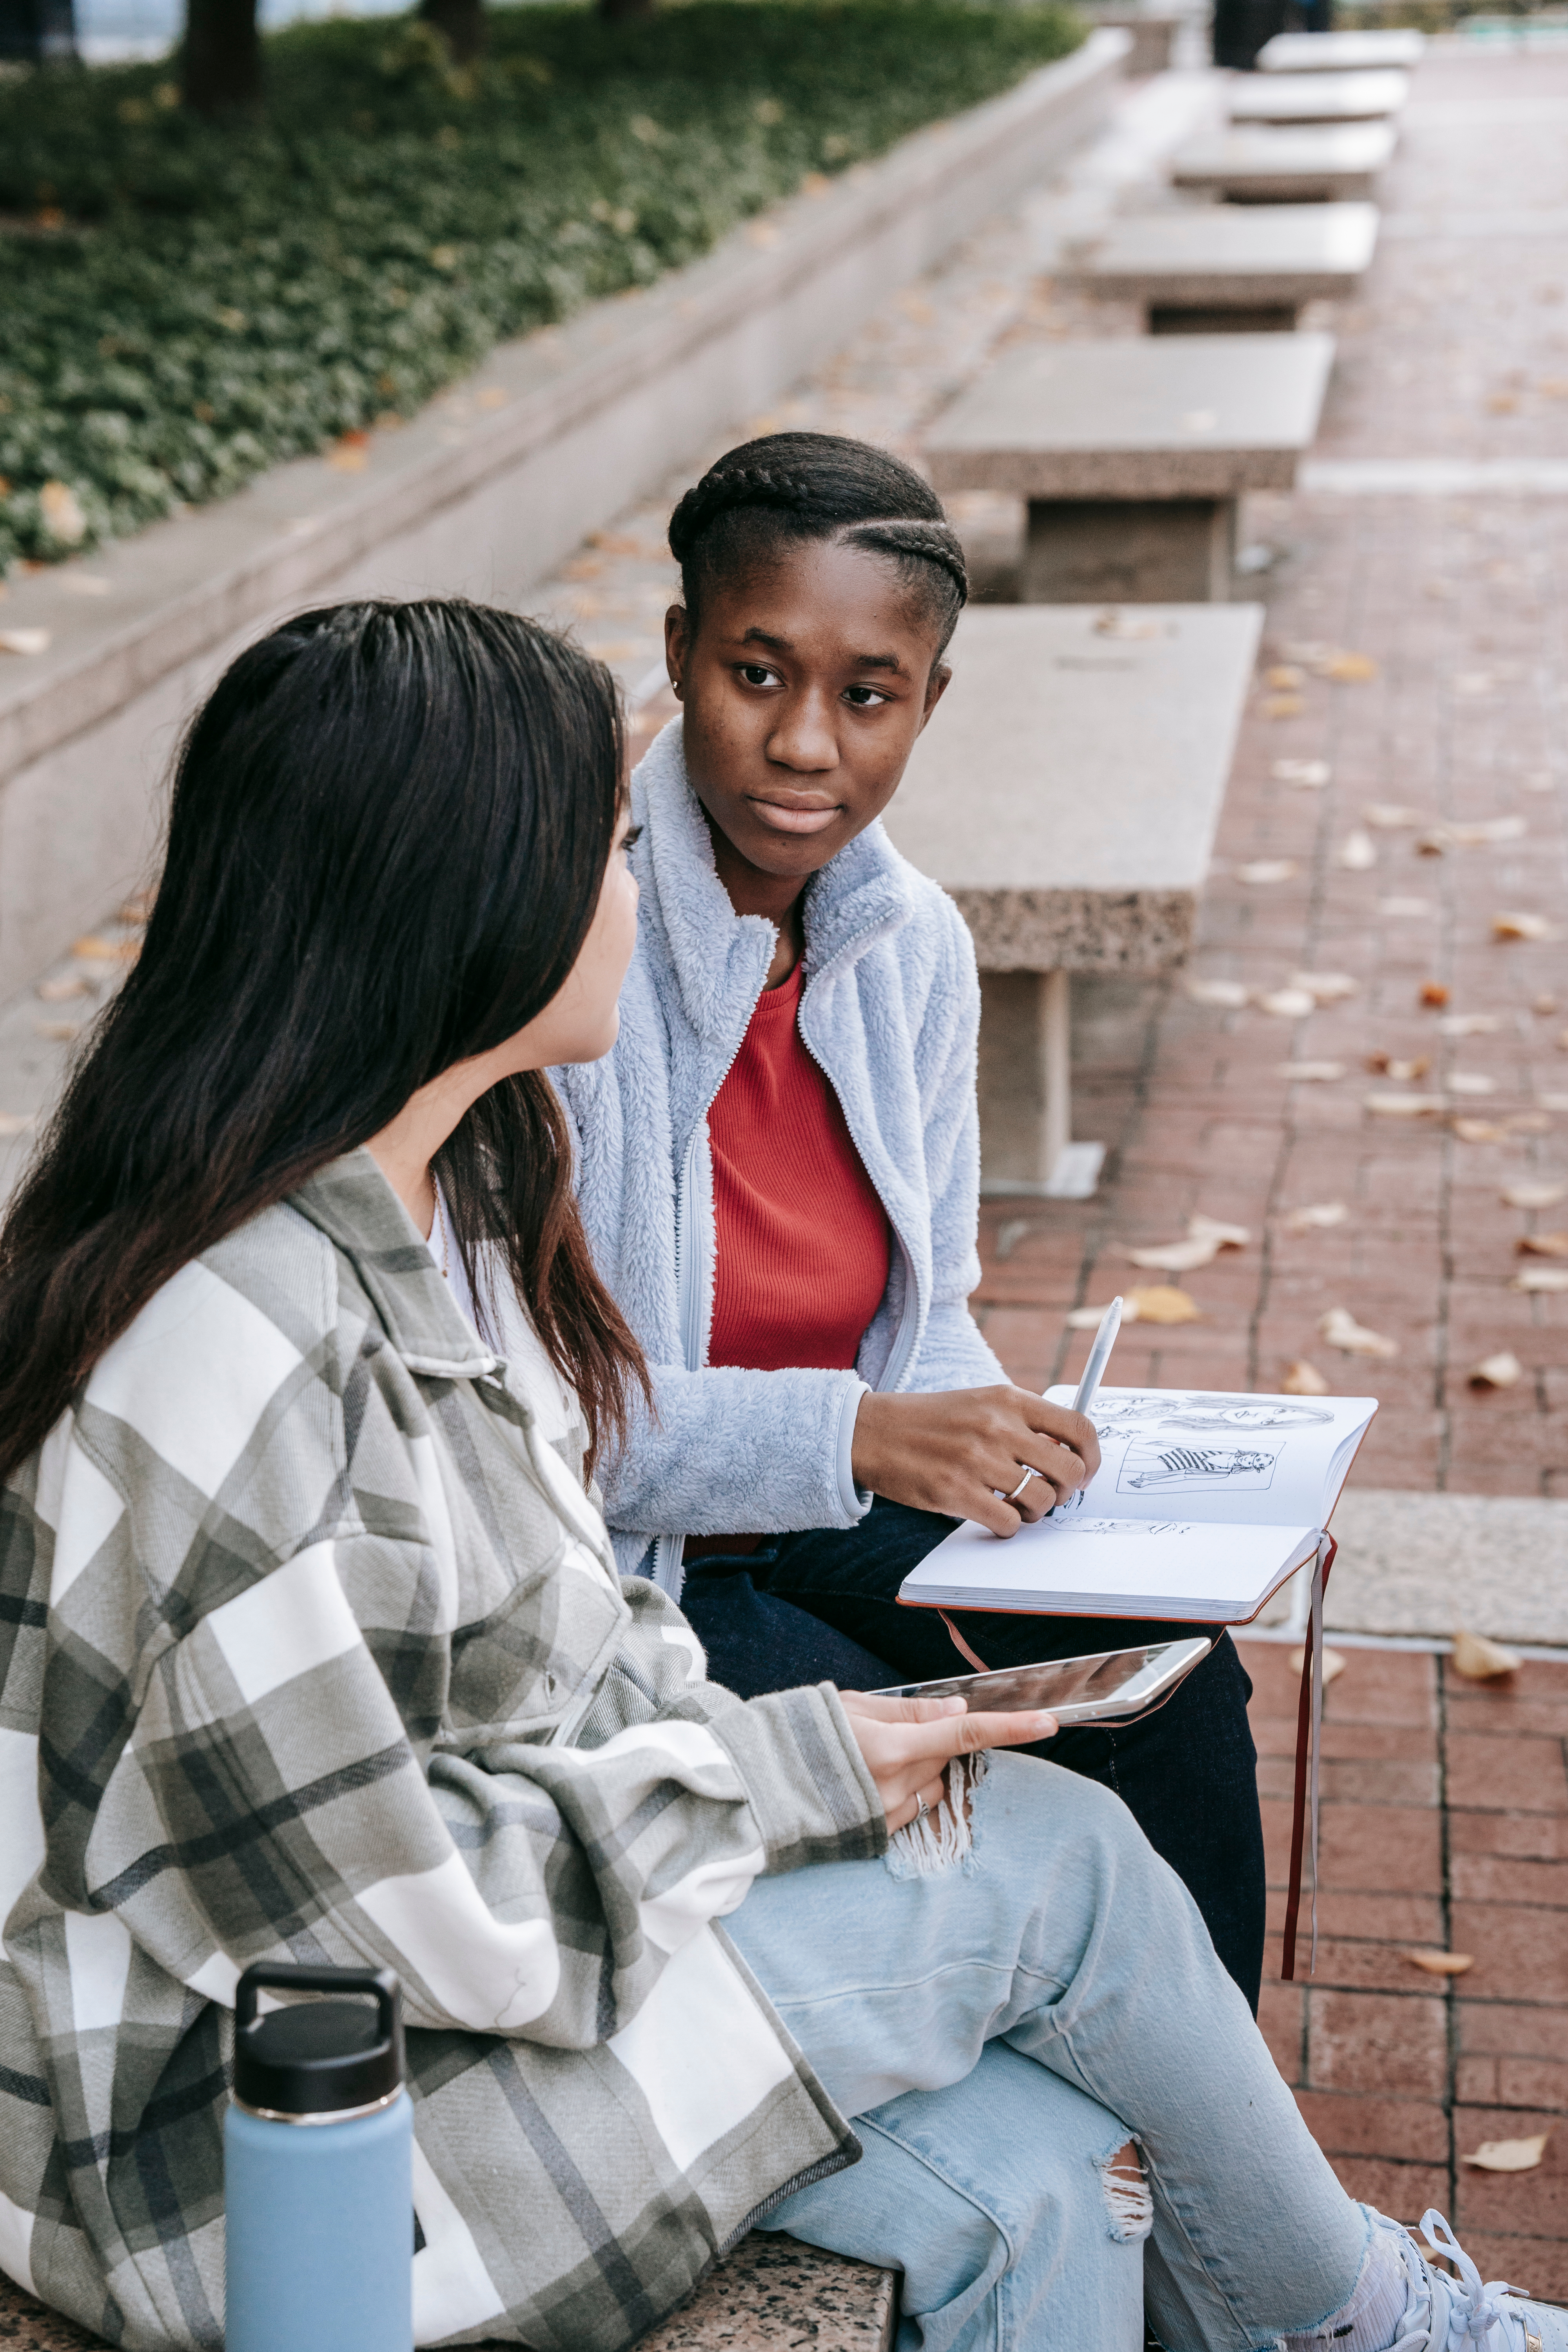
xmin=724 ymin=1753 xmax=1371 ymax=2352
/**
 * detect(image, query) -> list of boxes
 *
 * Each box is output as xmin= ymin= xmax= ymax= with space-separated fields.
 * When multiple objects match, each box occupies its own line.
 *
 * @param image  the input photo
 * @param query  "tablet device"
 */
xmin=869 ymin=1635 xmax=1213 ymax=1727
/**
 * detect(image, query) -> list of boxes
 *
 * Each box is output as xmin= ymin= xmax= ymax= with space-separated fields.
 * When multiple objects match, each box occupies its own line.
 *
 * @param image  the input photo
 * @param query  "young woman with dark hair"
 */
xmin=552 ymin=430 xmax=1271 ymax=2010
xmin=0 ymin=597 xmax=1547 ymax=2352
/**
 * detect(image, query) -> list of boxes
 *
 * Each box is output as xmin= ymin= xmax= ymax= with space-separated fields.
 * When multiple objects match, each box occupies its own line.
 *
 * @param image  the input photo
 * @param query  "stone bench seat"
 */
xmin=1056 ymin=201 xmax=1379 ymax=333
xmin=1169 ymin=123 xmax=1397 ymax=205
xmin=1229 ymin=69 xmax=1409 ymax=126
xmin=0 ymin=2236 xmax=897 ymax=2351
xmin=884 ymin=603 xmax=1262 ymax=1198
xmin=1256 ymin=28 xmax=1425 ymax=72
xmin=926 ymin=331 xmax=1334 ymax=601
xmin=1079 ymin=6 xmax=1183 ymax=75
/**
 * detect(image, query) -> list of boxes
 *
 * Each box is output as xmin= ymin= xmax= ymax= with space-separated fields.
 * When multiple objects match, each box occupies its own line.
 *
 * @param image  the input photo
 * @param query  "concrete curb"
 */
xmin=0 ymin=28 xmax=1127 ymax=997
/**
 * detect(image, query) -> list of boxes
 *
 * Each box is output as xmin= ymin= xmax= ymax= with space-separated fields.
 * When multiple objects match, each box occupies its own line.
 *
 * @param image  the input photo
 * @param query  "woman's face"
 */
xmin=509 ymin=809 xmax=640 ymax=1070
xmin=665 ymin=535 xmax=950 ymax=889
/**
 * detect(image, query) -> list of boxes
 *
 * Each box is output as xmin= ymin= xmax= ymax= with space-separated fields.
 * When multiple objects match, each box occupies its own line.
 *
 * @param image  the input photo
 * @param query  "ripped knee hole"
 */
xmin=1096 ymin=2139 xmax=1153 ymax=2243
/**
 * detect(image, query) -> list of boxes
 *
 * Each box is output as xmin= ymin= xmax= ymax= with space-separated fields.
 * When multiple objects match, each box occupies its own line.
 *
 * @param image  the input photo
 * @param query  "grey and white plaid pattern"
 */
xmin=0 ymin=1151 xmax=884 ymax=2350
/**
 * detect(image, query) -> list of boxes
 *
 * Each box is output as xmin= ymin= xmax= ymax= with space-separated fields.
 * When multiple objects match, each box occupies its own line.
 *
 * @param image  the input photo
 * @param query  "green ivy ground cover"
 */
xmin=0 ymin=0 xmax=1082 ymax=567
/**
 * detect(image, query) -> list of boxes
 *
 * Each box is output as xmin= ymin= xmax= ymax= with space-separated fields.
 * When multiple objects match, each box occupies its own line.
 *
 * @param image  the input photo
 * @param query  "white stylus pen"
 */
xmin=1047 ymin=1296 xmax=1123 ymax=1521
xmin=1072 ymin=1295 xmax=1123 ymax=1418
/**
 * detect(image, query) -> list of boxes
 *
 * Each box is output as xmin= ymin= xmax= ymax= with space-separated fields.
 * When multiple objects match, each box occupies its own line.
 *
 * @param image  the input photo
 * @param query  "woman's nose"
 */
xmin=766 ymin=690 xmax=840 ymax=772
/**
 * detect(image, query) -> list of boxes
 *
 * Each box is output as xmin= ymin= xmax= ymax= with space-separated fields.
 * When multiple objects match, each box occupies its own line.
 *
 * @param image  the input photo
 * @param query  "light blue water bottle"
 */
xmin=225 ymin=1962 xmax=413 ymax=2352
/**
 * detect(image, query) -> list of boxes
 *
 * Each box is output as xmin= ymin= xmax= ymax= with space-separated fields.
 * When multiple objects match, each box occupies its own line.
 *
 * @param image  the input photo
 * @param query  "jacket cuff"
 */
xmin=710 ymin=1684 xmax=887 ymax=1876
xmin=836 ymin=1381 xmax=874 ymax=1524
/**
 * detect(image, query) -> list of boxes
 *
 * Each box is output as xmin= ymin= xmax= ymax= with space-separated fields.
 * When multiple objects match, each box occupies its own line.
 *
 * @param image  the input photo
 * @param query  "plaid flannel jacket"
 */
xmin=0 ymin=1151 xmax=886 ymax=2350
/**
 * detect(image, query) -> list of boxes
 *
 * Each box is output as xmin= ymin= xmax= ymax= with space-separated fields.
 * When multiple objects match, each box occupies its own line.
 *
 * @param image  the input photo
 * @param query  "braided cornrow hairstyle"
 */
xmin=668 ymin=431 xmax=968 ymax=656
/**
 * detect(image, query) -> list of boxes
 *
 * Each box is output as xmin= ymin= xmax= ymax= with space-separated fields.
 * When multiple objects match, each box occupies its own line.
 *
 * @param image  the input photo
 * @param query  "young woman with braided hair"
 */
xmin=550 ymin=431 xmax=1271 ymax=2011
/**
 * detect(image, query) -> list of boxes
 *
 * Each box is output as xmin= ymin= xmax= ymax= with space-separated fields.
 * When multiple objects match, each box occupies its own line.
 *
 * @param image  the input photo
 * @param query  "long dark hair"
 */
xmin=0 ymin=598 xmax=648 ymax=1480
xmin=668 ymin=430 xmax=969 ymax=651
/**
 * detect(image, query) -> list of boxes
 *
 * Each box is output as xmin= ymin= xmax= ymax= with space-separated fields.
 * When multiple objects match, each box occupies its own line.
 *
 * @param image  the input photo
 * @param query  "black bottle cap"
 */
xmin=233 ymin=1964 xmax=404 ymax=2120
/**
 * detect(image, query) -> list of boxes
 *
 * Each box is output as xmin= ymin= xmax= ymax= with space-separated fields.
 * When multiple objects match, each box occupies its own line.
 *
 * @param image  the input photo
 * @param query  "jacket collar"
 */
xmin=633 ymin=717 xmax=917 ymax=1042
xmin=288 ymin=1148 xmax=500 ymax=1379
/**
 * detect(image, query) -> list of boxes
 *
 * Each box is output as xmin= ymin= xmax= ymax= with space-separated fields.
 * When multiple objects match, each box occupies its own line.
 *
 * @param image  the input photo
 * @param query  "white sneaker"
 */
xmin=1381 ymin=2209 xmax=1568 ymax=2352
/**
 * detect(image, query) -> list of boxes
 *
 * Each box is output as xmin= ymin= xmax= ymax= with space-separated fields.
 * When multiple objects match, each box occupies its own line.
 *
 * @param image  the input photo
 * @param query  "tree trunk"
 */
xmin=0 ymin=0 xmax=76 ymax=64
xmin=183 ymin=0 xmax=261 ymax=114
xmin=599 ymin=0 xmax=654 ymax=23
xmin=418 ymin=0 xmax=486 ymax=64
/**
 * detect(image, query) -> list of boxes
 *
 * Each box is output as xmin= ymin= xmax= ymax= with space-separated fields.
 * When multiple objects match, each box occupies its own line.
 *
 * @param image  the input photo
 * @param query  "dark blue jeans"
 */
xmin=680 ymin=1498 xmax=1266 ymax=2013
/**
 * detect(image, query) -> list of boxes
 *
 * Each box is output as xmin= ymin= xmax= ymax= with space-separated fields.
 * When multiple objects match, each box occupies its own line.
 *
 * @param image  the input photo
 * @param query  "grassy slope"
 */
xmin=0 ymin=0 xmax=1082 ymax=565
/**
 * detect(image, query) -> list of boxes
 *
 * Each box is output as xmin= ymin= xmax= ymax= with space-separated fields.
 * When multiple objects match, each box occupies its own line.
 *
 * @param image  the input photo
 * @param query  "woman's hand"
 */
xmin=851 ymin=1387 xmax=1101 ymax=1537
xmin=837 ymin=1691 xmax=1057 ymax=1833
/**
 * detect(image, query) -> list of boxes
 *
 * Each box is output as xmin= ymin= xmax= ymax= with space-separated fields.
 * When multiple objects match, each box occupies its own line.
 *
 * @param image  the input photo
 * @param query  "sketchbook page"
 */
xmin=900 ymin=1515 xmax=1319 ymax=1619
xmin=1044 ymin=1386 xmax=1378 ymax=1528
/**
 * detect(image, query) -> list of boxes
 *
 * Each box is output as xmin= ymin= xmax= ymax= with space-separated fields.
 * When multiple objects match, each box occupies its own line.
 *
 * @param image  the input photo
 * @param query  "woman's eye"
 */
xmin=621 ymin=825 xmax=642 ymax=857
xmin=844 ymin=685 xmax=890 ymax=708
xmin=739 ymin=664 xmax=777 ymax=688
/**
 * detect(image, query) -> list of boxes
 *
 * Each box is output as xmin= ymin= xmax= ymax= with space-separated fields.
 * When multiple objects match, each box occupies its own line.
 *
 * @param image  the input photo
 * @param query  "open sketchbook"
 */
xmin=898 ymin=1386 xmax=1378 ymax=1622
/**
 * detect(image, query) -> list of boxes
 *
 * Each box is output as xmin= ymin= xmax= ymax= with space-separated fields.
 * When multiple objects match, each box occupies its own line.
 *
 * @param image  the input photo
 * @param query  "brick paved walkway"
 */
xmin=1245 ymin=1638 xmax=1568 ymax=2300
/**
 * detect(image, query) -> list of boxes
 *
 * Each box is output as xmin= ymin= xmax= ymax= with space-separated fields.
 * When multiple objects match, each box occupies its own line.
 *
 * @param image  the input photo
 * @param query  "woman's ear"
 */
xmin=664 ymin=604 xmax=690 ymax=701
xmin=918 ymin=661 xmax=953 ymax=730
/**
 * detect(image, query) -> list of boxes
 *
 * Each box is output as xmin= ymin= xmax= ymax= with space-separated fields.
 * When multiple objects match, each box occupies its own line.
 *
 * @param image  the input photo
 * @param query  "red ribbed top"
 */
xmin=707 ymin=963 xmax=891 ymax=1374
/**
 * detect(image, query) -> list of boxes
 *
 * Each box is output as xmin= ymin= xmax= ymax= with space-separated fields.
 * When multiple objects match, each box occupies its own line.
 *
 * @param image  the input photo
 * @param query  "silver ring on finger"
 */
xmin=1005 ymin=1466 xmax=1040 ymax=1504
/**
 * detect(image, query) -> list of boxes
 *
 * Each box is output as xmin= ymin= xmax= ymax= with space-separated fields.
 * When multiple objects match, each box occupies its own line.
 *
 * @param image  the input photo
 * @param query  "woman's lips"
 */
xmin=748 ymin=797 xmax=841 ymax=835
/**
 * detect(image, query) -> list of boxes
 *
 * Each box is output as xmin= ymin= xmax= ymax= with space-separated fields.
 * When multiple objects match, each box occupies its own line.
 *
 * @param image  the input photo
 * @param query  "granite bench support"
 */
xmin=885 ymin=605 xmax=1262 ymax=1198
xmin=1057 ymin=202 xmax=1379 ymax=336
xmin=927 ymin=334 xmax=1334 ymax=604
xmin=0 ymin=2235 xmax=898 ymax=2352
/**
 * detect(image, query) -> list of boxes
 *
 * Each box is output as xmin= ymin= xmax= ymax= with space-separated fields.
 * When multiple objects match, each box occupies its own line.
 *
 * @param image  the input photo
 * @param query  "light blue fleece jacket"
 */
xmin=553 ymin=717 xmax=1005 ymax=1595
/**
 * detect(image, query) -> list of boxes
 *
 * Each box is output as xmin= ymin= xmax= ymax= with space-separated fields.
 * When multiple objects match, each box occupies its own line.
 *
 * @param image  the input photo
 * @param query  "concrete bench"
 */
xmin=1256 ymin=27 xmax=1425 ymax=70
xmin=1170 ymin=122 xmax=1397 ymax=204
xmin=1057 ymin=201 xmax=1379 ymax=332
xmin=1080 ymin=6 xmax=1183 ymax=74
xmin=926 ymin=331 xmax=1333 ymax=601
xmin=884 ymin=603 xmax=1262 ymax=1198
xmin=0 ymin=2238 xmax=898 ymax=2352
xmin=1229 ymin=69 xmax=1408 ymax=125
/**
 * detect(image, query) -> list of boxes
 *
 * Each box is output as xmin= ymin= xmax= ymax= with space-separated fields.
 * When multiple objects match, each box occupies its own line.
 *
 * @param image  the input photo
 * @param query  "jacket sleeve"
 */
xmin=92 ymin=1533 xmax=884 ymax=2050
xmin=600 ymin=1360 xmax=870 ymax=1539
xmin=902 ymin=902 xmax=1009 ymax=1397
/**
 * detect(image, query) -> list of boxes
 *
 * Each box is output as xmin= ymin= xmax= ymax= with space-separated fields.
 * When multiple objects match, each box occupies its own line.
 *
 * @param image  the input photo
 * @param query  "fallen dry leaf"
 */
xmin=1452 ymin=1628 xmax=1523 ymax=1679
xmin=1365 ymin=804 xmax=1426 ymax=829
xmin=35 ymin=1020 xmax=80 ymax=1042
xmin=1470 ymin=1351 xmax=1523 ymax=1388
xmin=1274 ymin=758 xmax=1331 ymax=788
xmin=1448 ymin=1073 xmax=1498 ymax=1096
xmin=1282 ymin=1358 xmax=1332 ymax=1395
xmin=1265 ymin=664 xmax=1305 ymax=691
xmin=1462 ymin=2135 xmax=1548 ymax=2174
xmin=71 ymin=935 xmax=137 ymax=962
xmin=1445 ymin=817 xmax=1528 ymax=847
xmin=1186 ymin=978 xmax=1250 ymax=1008
xmin=1288 ymin=1643 xmax=1346 ymax=1682
xmin=35 ymin=976 xmax=89 ymax=1002
xmin=1320 ymin=1305 xmax=1398 ymax=1357
xmin=1261 ymin=695 xmax=1306 ymax=720
xmin=1494 ymin=912 xmax=1560 ymax=942
xmin=1316 ymin=650 xmax=1378 ymax=683
xmin=0 ymin=629 xmax=51 ymax=656
xmin=328 ymin=431 xmax=371 ymax=472
xmin=1126 ymin=1285 xmax=1202 ymax=1325
xmin=1285 ymin=1202 xmax=1348 ymax=1232
xmin=1126 ymin=1216 xmax=1248 ymax=1273
xmin=1440 ymin=1014 xmax=1501 ymax=1037
xmin=1503 ymin=1181 xmax=1568 ymax=1209
xmin=1290 ymin=972 xmax=1359 ymax=1004
xmin=1517 ymin=1232 xmax=1568 ymax=1257
xmin=1259 ymin=987 xmax=1316 ymax=1019
xmin=1421 ymin=982 xmax=1451 ymax=1008
xmin=1237 ymin=860 xmax=1299 ymax=885
xmin=1536 ymin=1097 xmax=1568 ymax=1116
xmin=1091 ymin=610 xmax=1169 ymax=641
xmin=1454 ymin=1120 xmax=1511 ymax=1144
xmin=1066 ymin=1300 xmax=1124 ymax=1330
xmin=1281 ymin=1061 xmax=1347 ymax=1082
xmin=1513 ymin=1264 xmax=1568 ymax=1292
xmin=1339 ymin=830 xmax=1377 ymax=872
xmin=39 ymin=480 xmax=87 ymax=544
xmin=1405 ymin=1949 xmax=1475 ymax=1976
xmin=0 ymin=1113 xmax=35 ymax=1138
xmin=1535 ymin=995 xmax=1559 ymax=1016
xmin=1368 ymin=1054 xmax=1431 ymax=1082
xmin=1365 ymin=1093 xmax=1446 ymax=1117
